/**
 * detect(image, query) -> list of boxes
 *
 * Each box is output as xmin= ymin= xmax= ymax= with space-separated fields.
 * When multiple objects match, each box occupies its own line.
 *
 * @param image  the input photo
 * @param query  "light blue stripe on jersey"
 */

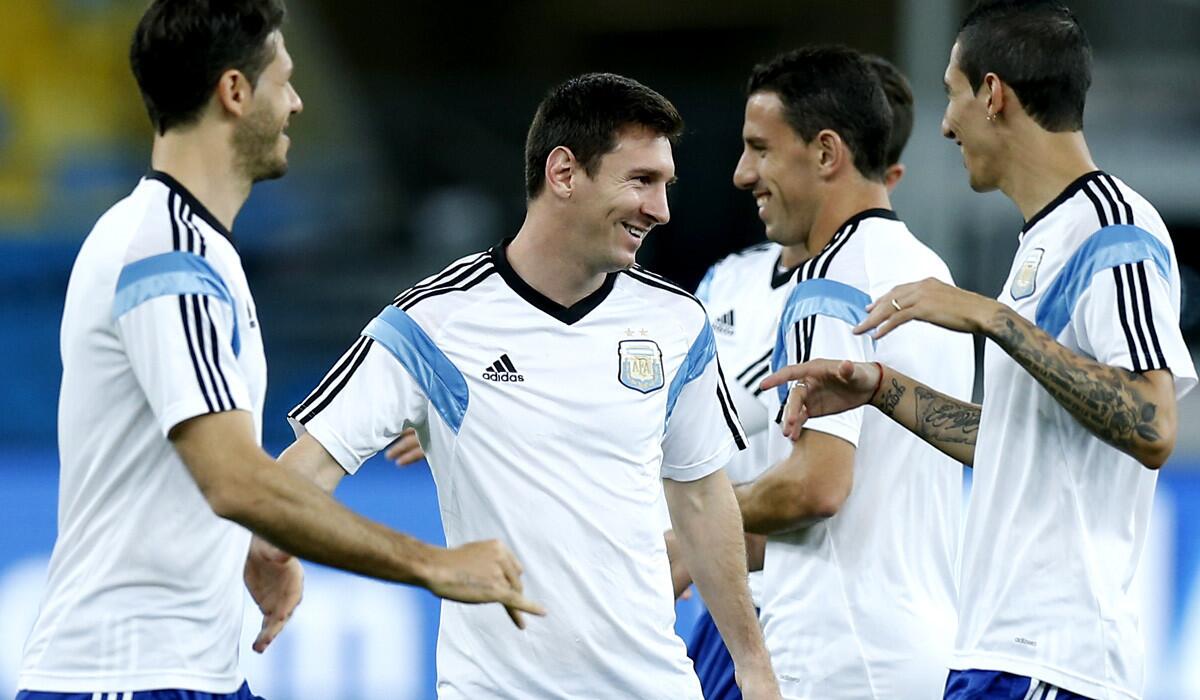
xmin=1035 ymin=224 xmax=1170 ymax=337
xmin=772 ymin=278 xmax=872 ymax=404
xmin=112 ymin=251 xmax=240 ymax=355
xmin=665 ymin=320 xmax=716 ymax=426
xmin=695 ymin=265 xmax=716 ymax=304
xmin=363 ymin=305 xmax=469 ymax=434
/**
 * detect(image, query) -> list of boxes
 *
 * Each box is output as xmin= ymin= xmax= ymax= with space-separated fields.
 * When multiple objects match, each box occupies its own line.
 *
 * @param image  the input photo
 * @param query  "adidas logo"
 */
xmin=713 ymin=309 xmax=735 ymax=336
xmin=482 ymin=354 xmax=524 ymax=382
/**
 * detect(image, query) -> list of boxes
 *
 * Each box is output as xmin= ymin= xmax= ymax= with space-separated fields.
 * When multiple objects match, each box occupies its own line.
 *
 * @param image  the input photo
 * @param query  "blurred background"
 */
xmin=0 ymin=0 xmax=1197 ymax=697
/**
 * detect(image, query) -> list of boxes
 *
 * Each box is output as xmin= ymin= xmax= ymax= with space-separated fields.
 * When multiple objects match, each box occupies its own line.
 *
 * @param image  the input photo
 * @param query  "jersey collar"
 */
xmin=771 ymin=254 xmax=799 ymax=289
xmin=145 ymin=170 xmax=234 ymax=244
xmin=1019 ymin=170 xmax=1104 ymax=240
xmin=489 ymin=238 xmax=618 ymax=325
xmin=838 ymin=207 xmax=899 ymax=232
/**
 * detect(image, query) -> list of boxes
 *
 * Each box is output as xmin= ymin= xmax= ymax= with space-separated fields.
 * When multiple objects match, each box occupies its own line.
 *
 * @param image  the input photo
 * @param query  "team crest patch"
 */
xmin=618 ymin=339 xmax=665 ymax=393
xmin=1010 ymin=248 xmax=1044 ymax=300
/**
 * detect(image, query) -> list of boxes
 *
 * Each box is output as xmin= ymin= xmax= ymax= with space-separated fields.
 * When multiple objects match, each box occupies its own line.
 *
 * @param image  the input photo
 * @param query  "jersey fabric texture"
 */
xmin=953 ymin=171 xmax=1197 ymax=700
xmin=944 ymin=670 xmax=1090 ymax=700
xmin=19 ymin=173 xmax=265 ymax=694
xmin=765 ymin=209 xmax=973 ymax=699
xmin=289 ymin=239 xmax=746 ymax=700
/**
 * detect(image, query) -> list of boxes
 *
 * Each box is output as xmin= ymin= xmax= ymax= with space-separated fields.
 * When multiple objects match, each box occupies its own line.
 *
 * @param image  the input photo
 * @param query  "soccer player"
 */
xmin=17 ymin=2 xmax=538 ymax=698
xmin=719 ymin=46 xmax=974 ymax=699
xmin=676 ymin=52 xmax=922 ymax=700
xmin=276 ymin=73 xmax=780 ymax=699
xmin=762 ymin=3 xmax=1197 ymax=699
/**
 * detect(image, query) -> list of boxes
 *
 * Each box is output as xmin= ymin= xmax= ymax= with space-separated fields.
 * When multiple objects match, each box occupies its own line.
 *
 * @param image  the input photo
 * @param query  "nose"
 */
xmin=643 ymin=183 xmax=670 ymax=225
xmin=733 ymin=147 xmax=756 ymax=190
xmin=940 ymin=111 xmax=954 ymax=141
xmin=290 ymin=84 xmax=304 ymax=115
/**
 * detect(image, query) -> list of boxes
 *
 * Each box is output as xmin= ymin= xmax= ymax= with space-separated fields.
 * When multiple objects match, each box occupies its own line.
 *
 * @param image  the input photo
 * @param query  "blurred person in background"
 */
xmin=763 ymin=2 xmax=1196 ymax=698
xmin=16 ymin=2 xmax=538 ymax=699
xmin=672 ymin=51 xmax=922 ymax=700
xmin=722 ymin=45 xmax=972 ymax=699
xmin=276 ymin=73 xmax=779 ymax=699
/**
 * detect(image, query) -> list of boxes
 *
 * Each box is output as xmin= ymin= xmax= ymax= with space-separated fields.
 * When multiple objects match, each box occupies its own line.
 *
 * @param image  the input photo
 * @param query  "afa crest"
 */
xmin=618 ymin=339 xmax=664 ymax=393
xmin=1011 ymin=248 xmax=1044 ymax=300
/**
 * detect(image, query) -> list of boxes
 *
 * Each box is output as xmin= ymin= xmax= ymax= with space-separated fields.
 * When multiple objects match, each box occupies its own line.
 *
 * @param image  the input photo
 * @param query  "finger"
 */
xmin=395 ymin=446 xmax=425 ymax=466
xmin=853 ymin=303 xmax=895 ymax=335
xmin=505 ymin=604 xmax=526 ymax=630
xmin=680 ymin=587 xmax=693 ymax=600
xmin=759 ymin=365 xmax=810 ymax=392
xmin=505 ymin=592 xmax=546 ymax=617
xmin=836 ymin=359 xmax=856 ymax=381
xmin=253 ymin=614 xmax=285 ymax=653
xmin=872 ymin=308 xmax=918 ymax=340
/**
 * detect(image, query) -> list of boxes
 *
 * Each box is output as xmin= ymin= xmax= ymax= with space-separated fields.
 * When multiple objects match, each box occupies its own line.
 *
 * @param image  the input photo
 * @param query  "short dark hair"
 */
xmin=747 ymin=46 xmax=892 ymax=182
xmin=130 ymin=0 xmax=287 ymax=135
xmin=524 ymin=73 xmax=684 ymax=201
xmin=865 ymin=55 xmax=914 ymax=167
xmin=957 ymin=0 xmax=1092 ymax=132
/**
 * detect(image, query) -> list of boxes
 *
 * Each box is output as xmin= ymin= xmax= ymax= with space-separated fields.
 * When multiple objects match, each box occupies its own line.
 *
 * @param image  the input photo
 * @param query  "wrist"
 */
xmin=976 ymin=298 xmax=1009 ymax=338
xmin=867 ymin=362 xmax=887 ymax=407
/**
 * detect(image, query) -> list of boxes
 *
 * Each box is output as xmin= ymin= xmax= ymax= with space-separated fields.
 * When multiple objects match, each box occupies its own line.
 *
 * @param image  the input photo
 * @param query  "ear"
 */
xmin=214 ymin=68 xmax=254 ymax=119
xmin=544 ymin=146 xmax=577 ymax=200
xmin=884 ymin=163 xmax=906 ymax=192
xmin=982 ymin=72 xmax=1006 ymax=120
xmin=814 ymin=129 xmax=845 ymax=179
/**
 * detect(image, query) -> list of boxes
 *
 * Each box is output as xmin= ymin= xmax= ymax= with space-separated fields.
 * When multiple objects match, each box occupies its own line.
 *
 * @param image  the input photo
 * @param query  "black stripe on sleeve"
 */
xmin=736 ymin=349 xmax=772 ymax=381
xmin=1091 ymin=180 xmax=1122 ymax=226
xmin=1101 ymin=173 xmax=1135 ymax=225
xmin=290 ymin=336 xmax=370 ymax=419
xmin=191 ymin=295 xmax=228 ymax=411
xmin=179 ymin=295 xmax=216 ymax=412
xmin=296 ymin=339 xmax=376 ymax=425
xmin=169 ymin=192 xmax=181 ymax=251
xmin=396 ymin=258 xmax=493 ymax=308
xmin=1082 ymin=184 xmax=1110 ymax=228
xmin=1135 ymin=261 xmax=1168 ymax=369
xmin=714 ymin=360 xmax=748 ymax=450
xmin=202 ymin=296 xmax=236 ymax=409
xmin=742 ymin=364 xmax=770 ymax=391
xmin=1112 ymin=266 xmax=1143 ymax=371
xmin=1123 ymin=264 xmax=1155 ymax=371
xmin=400 ymin=267 xmax=497 ymax=311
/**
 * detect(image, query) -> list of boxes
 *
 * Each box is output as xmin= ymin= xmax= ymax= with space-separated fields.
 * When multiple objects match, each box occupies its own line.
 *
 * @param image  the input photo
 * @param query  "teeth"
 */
xmin=756 ymin=194 xmax=769 ymax=207
xmin=624 ymin=224 xmax=647 ymax=238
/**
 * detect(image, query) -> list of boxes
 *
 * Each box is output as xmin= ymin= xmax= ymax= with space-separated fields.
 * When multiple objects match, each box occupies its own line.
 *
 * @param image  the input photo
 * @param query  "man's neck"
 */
xmin=795 ymin=179 xmax=892 ymax=263
xmin=150 ymin=129 xmax=250 ymax=232
xmin=506 ymin=210 xmax=609 ymax=308
xmin=996 ymin=127 xmax=1096 ymax=223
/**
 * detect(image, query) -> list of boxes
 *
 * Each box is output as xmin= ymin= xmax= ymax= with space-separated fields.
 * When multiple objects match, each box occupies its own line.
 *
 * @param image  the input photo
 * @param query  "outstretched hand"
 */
xmin=853 ymin=277 xmax=997 ymax=340
xmin=244 ymin=536 xmax=304 ymax=654
xmin=426 ymin=539 xmax=546 ymax=629
xmin=759 ymin=359 xmax=881 ymax=440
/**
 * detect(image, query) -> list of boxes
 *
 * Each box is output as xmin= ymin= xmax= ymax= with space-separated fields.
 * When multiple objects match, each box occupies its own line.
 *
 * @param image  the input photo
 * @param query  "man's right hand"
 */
xmin=425 ymin=540 xmax=546 ymax=629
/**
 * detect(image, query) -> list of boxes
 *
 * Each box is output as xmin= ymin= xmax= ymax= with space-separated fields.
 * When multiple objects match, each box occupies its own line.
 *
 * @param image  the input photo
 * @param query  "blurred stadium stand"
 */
xmin=0 ymin=1 xmax=1196 ymax=697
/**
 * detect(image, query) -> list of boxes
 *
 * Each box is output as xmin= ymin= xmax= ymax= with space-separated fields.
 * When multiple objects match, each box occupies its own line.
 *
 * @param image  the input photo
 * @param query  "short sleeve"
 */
xmin=773 ymin=279 xmax=874 ymax=447
xmin=661 ymin=321 xmax=747 ymax=482
xmin=288 ymin=305 xmax=466 ymax=474
xmin=114 ymin=251 xmax=249 ymax=436
xmin=1042 ymin=225 xmax=1197 ymax=398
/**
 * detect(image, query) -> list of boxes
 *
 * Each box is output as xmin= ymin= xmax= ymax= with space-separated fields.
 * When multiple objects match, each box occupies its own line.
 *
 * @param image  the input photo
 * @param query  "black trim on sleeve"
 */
xmin=1124 ymin=264 xmax=1155 ymax=372
xmin=1112 ymin=266 xmax=1144 ymax=372
xmin=714 ymin=360 xmax=748 ymax=450
xmin=1135 ymin=261 xmax=1168 ymax=369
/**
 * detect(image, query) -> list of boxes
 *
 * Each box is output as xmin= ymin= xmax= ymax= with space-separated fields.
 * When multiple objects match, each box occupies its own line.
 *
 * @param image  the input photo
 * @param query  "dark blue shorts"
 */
xmin=944 ymin=669 xmax=1092 ymax=700
xmin=686 ymin=607 xmax=743 ymax=700
xmin=16 ymin=681 xmax=265 ymax=700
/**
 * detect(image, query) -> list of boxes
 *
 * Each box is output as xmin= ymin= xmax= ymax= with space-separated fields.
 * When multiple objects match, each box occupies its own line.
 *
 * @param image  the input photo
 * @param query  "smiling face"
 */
xmin=570 ymin=124 xmax=675 ymax=272
xmin=941 ymin=41 xmax=1002 ymax=192
xmin=733 ymin=91 xmax=821 ymax=248
xmin=233 ymin=31 xmax=303 ymax=183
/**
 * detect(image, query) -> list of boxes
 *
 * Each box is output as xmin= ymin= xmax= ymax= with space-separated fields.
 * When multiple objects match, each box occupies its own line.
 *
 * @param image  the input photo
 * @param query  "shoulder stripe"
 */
xmin=817 ymin=222 xmax=858 ymax=279
xmin=178 ymin=296 xmax=216 ymax=413
xmin=1136 ymin=261 xmax=1167 ymax=369
xmin=736 ymin=349 xmax=773 ymax=381
xmin=714 ymin=359 xmax=748 ymax=450
xmin=622 ymin=267 xmax=705 ymax=310
xmin=169 ymin=192 xmax=181 ymax=252
xmin=1112 ymin=267 xmax=1143 ymax=371
xmin=195 ymin=295 xmax=233 ymax=410
xmin=1123 ymin=263 xmax=1155 ymax=372
xmin=292 ymin=337 xmax=377 ymax=425
xmin=1100 ymin=173 xmax=1135 ymax=225
xmin=775 ymin=278 xmax=873 ymax=404
xmin=393 ymin=252 xmax=491 ymax=306
xmin=289 ymin=336 xmax=373 ymax=423
xmin=1091 ymin=180 xmax=1123 ymax=227
xmin=1081 ymin=183 xmax=1110 ymax=228
xmin=399 ymin=265 xmax=497 ymax=311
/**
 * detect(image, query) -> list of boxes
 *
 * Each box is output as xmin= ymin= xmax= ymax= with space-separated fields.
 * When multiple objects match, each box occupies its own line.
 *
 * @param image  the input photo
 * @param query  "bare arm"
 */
xmin=665 ymin=471 xmax=780 ymax=699
xmin=172 ymin=411 xmax=543 ymax=626
xmin=735 ymin=430 xmax=855 ymax=534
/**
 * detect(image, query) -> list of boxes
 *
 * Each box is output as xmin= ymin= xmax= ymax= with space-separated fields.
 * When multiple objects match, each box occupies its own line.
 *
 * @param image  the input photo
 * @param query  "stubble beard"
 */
xmin=233 ymin=105 xmax=288 ymax=183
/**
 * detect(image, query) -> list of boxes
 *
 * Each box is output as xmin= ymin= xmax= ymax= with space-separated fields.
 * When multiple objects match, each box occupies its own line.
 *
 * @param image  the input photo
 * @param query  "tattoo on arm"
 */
xmin=877 ymin=379 xmax=906 ymax=416
xmin=990 ymin=310 xmax=1162 ymax=452
xmin=914 ymin=387 xmax=980 ymax=445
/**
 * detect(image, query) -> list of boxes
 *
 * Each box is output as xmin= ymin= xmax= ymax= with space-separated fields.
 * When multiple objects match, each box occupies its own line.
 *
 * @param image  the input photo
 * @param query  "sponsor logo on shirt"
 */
xmin=713 ymin=309 xmax=735 ymax=336
xmin=482 ymin=354 xmax=524 ymax=382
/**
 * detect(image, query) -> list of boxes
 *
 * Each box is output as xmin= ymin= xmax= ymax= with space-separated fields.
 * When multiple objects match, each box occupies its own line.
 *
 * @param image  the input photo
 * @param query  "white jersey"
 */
xmin=289 ymin=241 xmax=746 ymax=700
xmin=953 ymin=171 xmax=1197 ymax=700
xmin=763 ymin=210 xmax=972 ymax=699
xmin=696 ymin=241 xmax=797 ymax=607
xmin=20 ymin=172 xmax=265 ymax=694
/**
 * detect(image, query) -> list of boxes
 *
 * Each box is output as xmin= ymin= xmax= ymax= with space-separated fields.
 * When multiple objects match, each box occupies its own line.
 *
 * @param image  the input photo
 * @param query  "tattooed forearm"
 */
xmin=877 ymin=379 xmax=906 ymax=416
xmin=914 ymin=386 xmax=980 ymax=445
xmin=988 ymin=308 xmax=1163 ymax=455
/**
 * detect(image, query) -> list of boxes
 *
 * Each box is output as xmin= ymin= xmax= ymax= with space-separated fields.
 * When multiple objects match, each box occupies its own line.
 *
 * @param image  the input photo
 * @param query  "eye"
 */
xmin=634 ymin=175 xmax=653 ymax=185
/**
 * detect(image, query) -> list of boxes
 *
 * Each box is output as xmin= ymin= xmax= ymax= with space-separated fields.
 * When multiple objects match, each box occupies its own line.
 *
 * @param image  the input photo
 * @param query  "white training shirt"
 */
xmin=763 ymin=209 xmax=973 ymax=699
xmin=289 ymin=240 xmax=746 ymax=700
xmin=953 ymin=171 xmax=1197 ymax=700
xmin=696 ymin=241 xmax=798 ymax=608
xmin=19 ymin=172 xmax=265 ymax=694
